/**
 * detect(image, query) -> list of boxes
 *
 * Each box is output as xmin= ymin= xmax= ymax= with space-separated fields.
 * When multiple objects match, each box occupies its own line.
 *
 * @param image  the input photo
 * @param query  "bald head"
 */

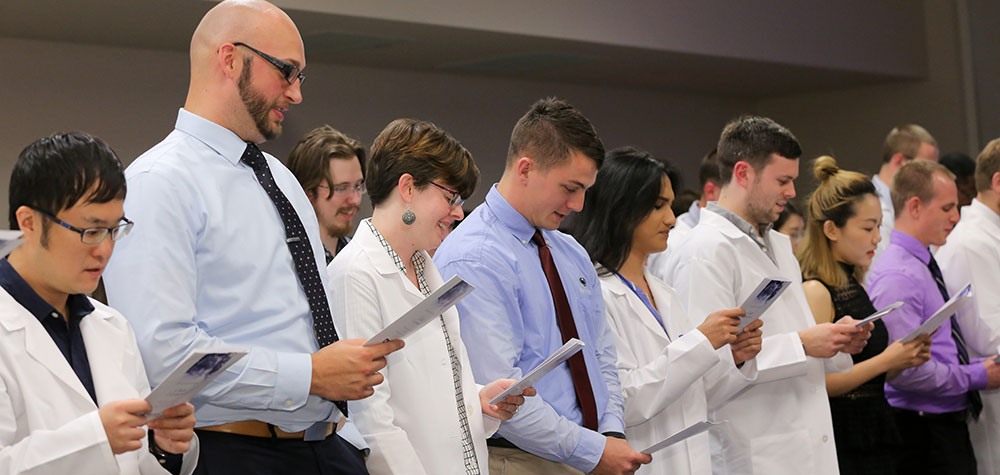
xmin=185 ymin=0 xmax=305 ymax=142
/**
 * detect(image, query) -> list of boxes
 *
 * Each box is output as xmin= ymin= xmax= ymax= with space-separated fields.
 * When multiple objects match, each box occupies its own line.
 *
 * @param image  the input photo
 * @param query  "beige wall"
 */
xmin=0 ymin=36 xmax=750 ymax=221
xmin=754 ymin=0 xmax=969 ymax=198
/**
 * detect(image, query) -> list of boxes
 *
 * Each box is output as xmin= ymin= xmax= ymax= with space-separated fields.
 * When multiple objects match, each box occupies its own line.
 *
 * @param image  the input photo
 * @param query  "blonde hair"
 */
xmin=797 ymin=156 xmax=877 ymax=288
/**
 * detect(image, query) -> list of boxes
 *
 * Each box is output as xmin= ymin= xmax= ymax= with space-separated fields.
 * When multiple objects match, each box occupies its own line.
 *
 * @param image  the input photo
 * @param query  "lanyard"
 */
xmin=615 ymin=273 xmax=669 ymax=338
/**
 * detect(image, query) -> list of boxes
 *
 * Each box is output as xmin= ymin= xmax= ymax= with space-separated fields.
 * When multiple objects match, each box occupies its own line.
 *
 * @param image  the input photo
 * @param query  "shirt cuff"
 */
xmin=967 ymin=361 xmax=989 ymax=391
xmin=270 ymin=352 xmax=312 ymax=411
xmin=566 ymin=427 xmax=607 ymax=473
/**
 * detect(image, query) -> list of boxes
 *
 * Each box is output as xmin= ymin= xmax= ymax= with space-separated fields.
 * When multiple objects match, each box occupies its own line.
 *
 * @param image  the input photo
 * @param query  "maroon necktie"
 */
xmin=531 ymin=230 xmax=599 ymax=431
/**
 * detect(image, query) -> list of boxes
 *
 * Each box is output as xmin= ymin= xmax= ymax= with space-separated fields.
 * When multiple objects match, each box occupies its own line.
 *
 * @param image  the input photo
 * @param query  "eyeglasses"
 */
xmin=233 ymin=42 xmax=305 ymax=86
xmin=31 ymin=207 xmax=134 ymax=244
xmin=317 ymin=182 xmax=366 ymax=195
xmin=429 ymin=181 xmax=464 ymax=208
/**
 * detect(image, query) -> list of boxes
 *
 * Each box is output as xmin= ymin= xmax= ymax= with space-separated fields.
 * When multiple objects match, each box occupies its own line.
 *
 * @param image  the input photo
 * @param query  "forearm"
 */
xmin=825 ymin=354 xmax=888 ymax=397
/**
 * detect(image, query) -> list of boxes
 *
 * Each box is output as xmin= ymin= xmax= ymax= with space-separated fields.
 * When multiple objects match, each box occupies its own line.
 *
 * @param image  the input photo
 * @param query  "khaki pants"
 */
xmin=488 ymin=446 xmax=585 ymax=475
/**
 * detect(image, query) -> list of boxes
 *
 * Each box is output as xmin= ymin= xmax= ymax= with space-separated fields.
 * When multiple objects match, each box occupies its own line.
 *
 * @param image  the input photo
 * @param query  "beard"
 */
xmin=325 ymin=205 xmax=359 ymax=238
xmin=238 ymin=59 xmax=280 ymax=141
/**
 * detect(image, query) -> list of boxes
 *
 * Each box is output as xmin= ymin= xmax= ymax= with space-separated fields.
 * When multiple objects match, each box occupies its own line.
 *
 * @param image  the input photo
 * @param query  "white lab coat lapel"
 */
xmin=605 ymin=274 xmax=672 ymax=344
xmin=0 ymin=291 xmax=96 ymax=408
xmin=83 ymin=312 xmax=140 ymax=405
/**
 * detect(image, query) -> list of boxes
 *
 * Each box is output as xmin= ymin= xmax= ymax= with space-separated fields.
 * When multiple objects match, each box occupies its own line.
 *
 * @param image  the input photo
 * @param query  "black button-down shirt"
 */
xmin=0 ymin=258 xmax=98 ymax=404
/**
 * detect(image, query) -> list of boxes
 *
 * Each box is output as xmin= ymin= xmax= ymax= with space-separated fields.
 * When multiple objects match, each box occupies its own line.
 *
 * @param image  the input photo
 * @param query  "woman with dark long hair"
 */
xmin=564 ymin=147 xmax=762 ymax=475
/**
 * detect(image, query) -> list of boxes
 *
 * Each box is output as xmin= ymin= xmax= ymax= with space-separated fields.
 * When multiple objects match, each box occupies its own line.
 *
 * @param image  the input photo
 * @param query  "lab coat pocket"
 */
xmin=749 ymin=429 xmax=814 ymax=475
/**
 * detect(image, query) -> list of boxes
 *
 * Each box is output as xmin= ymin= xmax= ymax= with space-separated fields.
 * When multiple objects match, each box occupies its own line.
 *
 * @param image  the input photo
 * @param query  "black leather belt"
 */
xmin=893 ymin=407 xmax=969 ymax=422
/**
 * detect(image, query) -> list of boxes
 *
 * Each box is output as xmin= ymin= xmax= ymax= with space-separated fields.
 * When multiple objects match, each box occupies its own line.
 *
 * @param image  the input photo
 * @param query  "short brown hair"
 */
xmin=287 ymin=125 xmax=366 ymax=199
xmin=507 ymin=97 xmax=604 ymax=170
xmin=881 ymin=124 xmax=936 ymax=164
xmin=890 ymin=160 xmax=955 ymax=215
xmin=367 ymin=118 xmax=479 ymax=206
xmin=975 ymin=138 xmax=1000 ymax=193
xmin=716 ymin=116 xmax=802 ymax=185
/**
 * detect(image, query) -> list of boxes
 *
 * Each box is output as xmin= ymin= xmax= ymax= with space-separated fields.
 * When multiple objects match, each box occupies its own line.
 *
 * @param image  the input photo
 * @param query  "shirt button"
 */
xmin=50 ymin=312 xmax=59 ymax=319
xmin=521 ymin=240 xmax=527 ymax=244
xmin=822 ymin=435 xmax=829 ymax=443
xmin=284 ymin=400 xmax=293 ymax=407
xmin=467 ymin=404 xmax=473 ymax=415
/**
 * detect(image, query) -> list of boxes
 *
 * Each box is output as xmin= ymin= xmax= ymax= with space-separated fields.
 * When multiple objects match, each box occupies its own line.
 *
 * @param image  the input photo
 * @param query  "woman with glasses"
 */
xmin=327 ymin=119 xmax=532 ymax=475
xmin=797 ymin=155 xmax=932 ymax=474
xmin=564 ymin=147 xmax=761 ymax=475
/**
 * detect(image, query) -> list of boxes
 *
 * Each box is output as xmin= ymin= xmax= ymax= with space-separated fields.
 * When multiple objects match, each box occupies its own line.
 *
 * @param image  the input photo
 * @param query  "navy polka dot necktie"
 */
xmin=242 ymin=143 xmax=347 ymax=417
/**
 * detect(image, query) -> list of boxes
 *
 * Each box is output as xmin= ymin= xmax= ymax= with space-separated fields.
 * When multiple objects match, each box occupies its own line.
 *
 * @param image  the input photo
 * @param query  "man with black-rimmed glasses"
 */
xmin=103 ymin=1 xmax=401 ymax=474
xmin=0 ymin=131 xmax=198 ymax=474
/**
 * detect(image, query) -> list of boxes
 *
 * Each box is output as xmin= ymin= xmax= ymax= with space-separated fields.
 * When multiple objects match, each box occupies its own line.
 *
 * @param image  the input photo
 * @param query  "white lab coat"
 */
xmin=327 ymin=222 xmax=499 ymax=475
xmin=661 ymin=208 xmax=849 ymax=475
xmin=936 ymin=198 xmax=1000 ymax=475
xmin=600 ymin=271 xmax=756 ymax=475
xmin=0 ymin=288 xmax=197 ymax=475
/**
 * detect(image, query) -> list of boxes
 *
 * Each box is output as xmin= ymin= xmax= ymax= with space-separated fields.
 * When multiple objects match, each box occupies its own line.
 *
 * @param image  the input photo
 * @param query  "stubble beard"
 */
xmin=238 ymin=59 xmax=279 ymax=141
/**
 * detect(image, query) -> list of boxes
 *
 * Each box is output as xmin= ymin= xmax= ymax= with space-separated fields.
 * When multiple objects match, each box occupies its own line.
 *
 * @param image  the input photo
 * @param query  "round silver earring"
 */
xmin=402 ymin=205 xmax=416 ymax=225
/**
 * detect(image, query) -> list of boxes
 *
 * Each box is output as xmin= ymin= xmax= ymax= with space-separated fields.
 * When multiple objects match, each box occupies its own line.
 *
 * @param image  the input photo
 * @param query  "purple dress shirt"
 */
xmin=868 ymin=230 xmax=988 ymax=413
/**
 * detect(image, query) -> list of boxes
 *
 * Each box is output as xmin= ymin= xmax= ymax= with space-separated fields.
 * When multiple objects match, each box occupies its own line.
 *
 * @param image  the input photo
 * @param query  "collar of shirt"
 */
xmin=0 ymin=258 xmax=94 ymax=324
xmin=485 ymin=184 xmax=536 ymax=245
xmin=706 ymin=202 xmax=773 ymax=251
xmin=889 ymin=229 xmax=931 ymax=266
xmin=971 ymin=198 xmax=1000 ymax=227
xmin=174 ymin=108 xmax=251 ymax=166
xmin=872 ymin=174 xmax=890 ymax=198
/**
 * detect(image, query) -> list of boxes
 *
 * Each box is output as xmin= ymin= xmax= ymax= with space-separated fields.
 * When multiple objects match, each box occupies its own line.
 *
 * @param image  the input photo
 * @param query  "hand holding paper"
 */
xmin=480 ymin=379 xmax=536 ymax=420
xmin=145 ymin=348 xmax=246 ymax=418
xmin=737 ymin=278 xmax=792 ymax=332
xmin=489 ymin=338 xmax=585 ymax=405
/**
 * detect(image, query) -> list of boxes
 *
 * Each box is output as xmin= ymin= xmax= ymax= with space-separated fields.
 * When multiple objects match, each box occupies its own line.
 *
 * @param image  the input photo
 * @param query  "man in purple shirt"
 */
xmin=869 ymin=160 xmax=1000 ymax=474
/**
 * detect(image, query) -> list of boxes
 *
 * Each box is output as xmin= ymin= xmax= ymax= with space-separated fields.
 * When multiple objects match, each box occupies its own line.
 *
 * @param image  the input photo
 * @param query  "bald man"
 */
xmin=103 ymin=2 xmax=401 ymax=474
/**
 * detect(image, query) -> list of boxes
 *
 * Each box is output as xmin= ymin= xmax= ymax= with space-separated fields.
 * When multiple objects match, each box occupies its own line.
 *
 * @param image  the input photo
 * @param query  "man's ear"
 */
xmin=515 ymin=156 xmax=535 ymax=184
xmin=218 ymin=43 xmax=241 ymax=82
xmin=14 ymin=206 xmax=37 ymax=235
xmin=904 ymin=196 xmax=923 ymax=219
xmin=733 ymin=161 xmax=754 ymax=188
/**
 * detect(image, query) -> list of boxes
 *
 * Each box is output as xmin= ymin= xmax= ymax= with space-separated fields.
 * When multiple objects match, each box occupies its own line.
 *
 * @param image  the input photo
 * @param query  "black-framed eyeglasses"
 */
xmin=233 ymin=42 xmax=305 ymax=86
xmin=31 ymin=207 xmax=134 ymax=244
xmin=429 ymin=181 xmax=464 ymax=208
xmin=317 ymin=181 xmax=366 ymax=195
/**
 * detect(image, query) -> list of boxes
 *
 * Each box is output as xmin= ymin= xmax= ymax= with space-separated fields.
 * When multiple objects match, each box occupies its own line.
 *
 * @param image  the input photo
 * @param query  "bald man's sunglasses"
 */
xmin=234 ymin=42 xmax=305 ymax=86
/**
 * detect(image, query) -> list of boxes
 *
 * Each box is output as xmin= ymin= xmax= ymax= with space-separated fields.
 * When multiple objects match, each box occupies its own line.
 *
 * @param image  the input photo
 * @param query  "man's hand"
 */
xmin=836 ymin=317 xmax=872 ymax=354
xmin=148 ymin=402 xmax=196 ymax=454
xmin=798 ymin=322 xmax=857 ymax=358
xmin=732 ymin=319 xmax=763 ymax=365
xmin=478 ymin=379 xmax=537 ymax=420
xmin=697 ymin=308 xmax=745 ymax=349
xmin=591 ymin=437 xmax=651 ymax=475
xmin=310 ymin=338 xmax=404 ymax=401
xmin=984 ymin=358 xmax=1000 ymax=390
xmin=98 ymin=399 xmax=151 ymax=455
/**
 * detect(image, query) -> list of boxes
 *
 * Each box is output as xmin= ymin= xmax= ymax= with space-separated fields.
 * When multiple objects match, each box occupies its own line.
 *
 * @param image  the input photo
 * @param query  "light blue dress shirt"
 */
xmin=434 ymin=185 xmax=625 ymax=473
xmin=103 ymin=109 xmax=358 ymax=440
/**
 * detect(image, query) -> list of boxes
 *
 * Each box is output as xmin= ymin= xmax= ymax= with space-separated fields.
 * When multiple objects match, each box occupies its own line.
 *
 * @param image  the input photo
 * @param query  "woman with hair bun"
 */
xmin=798 ymin=155 xmax=932 ymax=474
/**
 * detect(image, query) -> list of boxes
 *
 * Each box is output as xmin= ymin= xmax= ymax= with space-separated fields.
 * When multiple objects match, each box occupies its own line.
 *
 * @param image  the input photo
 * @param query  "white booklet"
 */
xmin=737 ymin=277 xmax=792 ymax=332
xmin=900 ymin=283 xmax=974 ymax=343
xmin=364 ymin=275 xmax=475 ymax=346
xmin=145 ymin=348 xmax=247 ymax=418
xmin=640 ymin=420 xmax=726 ymax=454
xmin=0 ymin=230 xmax=25 ymax=257
xmin=489 ymin=338 xmax=585 ymax=405
xmin=855 ymin=301 xmax=905 ymax=328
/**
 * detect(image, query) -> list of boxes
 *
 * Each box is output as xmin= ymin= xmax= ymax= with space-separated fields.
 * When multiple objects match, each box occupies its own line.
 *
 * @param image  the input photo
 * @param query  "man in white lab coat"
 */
xmin=937 ymin=138 xmax=1000 ymax=475
xmin=0 ymin=132 xmax=198 ymax=474
xmin=662 ymin=116 xmax=870 ymax=475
